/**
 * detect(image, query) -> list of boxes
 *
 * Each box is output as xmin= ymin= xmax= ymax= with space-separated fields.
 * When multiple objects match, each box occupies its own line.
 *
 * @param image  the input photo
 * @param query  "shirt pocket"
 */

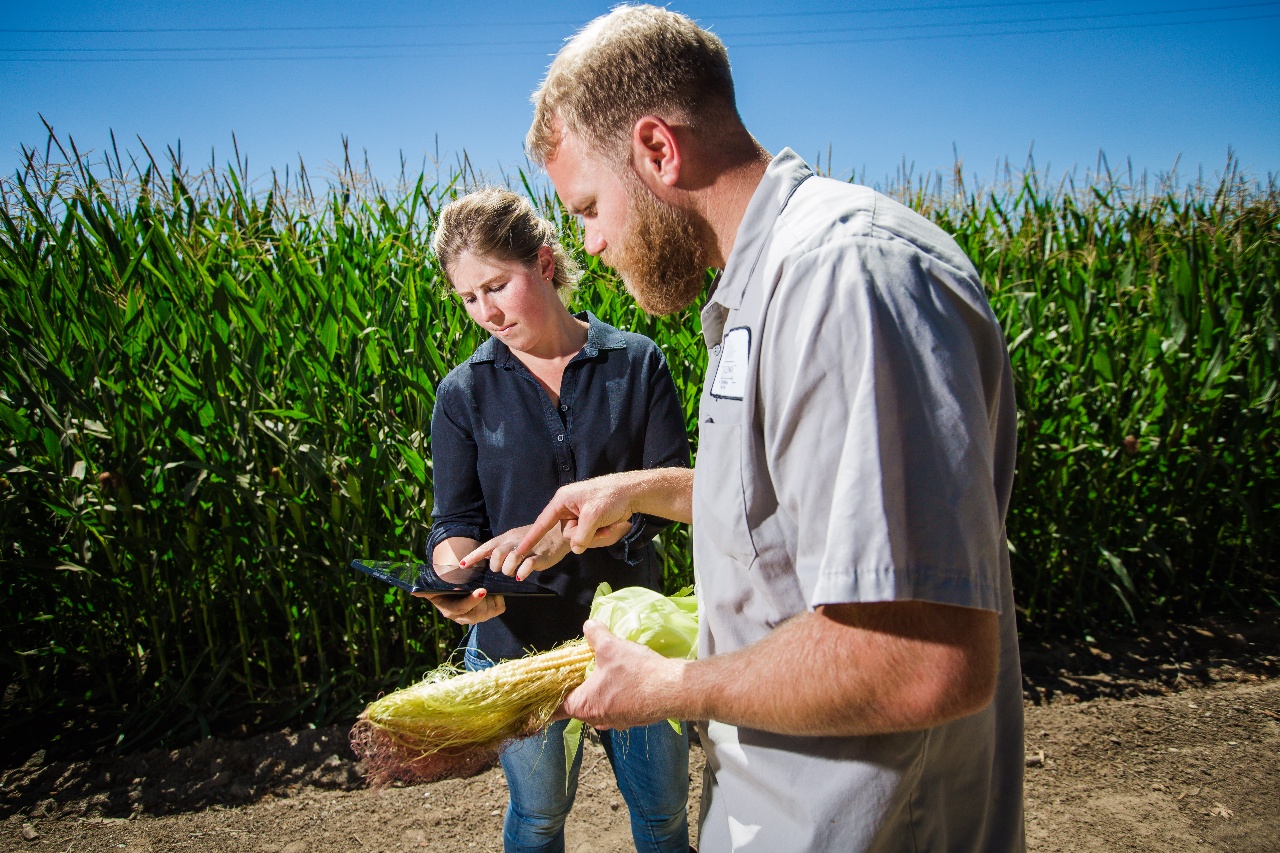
xmin=693 ymin=420 xmax=758 ymax=568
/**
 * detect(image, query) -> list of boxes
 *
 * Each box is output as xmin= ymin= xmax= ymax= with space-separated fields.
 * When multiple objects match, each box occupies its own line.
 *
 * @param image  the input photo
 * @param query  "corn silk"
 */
xmin=350 ymin=583 xmax=697 ymax=786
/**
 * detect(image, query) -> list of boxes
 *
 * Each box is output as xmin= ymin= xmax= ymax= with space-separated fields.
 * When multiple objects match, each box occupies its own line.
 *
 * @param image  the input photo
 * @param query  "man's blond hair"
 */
xmin=527 ymin=5 xmax=738 ymax=165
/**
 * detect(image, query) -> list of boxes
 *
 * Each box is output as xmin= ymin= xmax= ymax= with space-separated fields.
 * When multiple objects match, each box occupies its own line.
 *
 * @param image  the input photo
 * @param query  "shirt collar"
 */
xmin=710 ymin=148 xmax=814 ymax=311
xmin=577 ymin=310 xmax=627 ymax=357
xmin=467 ymin=310 xmax=624 ymax=367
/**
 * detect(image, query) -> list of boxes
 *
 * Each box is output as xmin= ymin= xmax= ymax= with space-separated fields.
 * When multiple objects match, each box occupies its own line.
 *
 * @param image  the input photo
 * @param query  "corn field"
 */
xmin=1 ymin=135 xmax=1276 ymax=759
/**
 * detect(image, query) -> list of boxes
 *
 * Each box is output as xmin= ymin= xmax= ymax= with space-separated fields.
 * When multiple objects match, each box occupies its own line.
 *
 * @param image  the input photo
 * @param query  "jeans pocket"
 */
xmin=462 ymin=629 xmax=495 ymax=672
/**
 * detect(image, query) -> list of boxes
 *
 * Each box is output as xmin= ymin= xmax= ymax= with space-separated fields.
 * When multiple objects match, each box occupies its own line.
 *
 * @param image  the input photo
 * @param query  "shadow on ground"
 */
xmin=2 ymin=609 xmax=1276 ymax=822
xmin=1020 ymin=609 xmax=1279 ymax=704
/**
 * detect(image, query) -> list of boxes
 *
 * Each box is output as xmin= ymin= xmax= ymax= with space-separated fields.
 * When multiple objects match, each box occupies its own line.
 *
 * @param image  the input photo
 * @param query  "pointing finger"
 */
xmin=459 ymin=538 xmax=501 ymax=568
xmin=514 ymin=500 xmax=571 ymax=556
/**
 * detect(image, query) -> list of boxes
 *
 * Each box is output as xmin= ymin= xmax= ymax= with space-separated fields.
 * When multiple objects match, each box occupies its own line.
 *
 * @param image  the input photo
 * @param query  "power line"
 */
xmin=0 ymin=2 xmax=1109 ymax=35
xmin=734 ymin=9 xmax=1280 ymax=47
xmin=1 ymin=9 xmax=1273 ymax=63
xmin=7 ymin=2 xmax=1272 ymax=54
xmin=4 ymin=40 xmax=534 ymax=55
xmin=713 ymin=0 xmax=1107 ymax=22
xmin=720 ymin=1 xmax=1280 ymax=39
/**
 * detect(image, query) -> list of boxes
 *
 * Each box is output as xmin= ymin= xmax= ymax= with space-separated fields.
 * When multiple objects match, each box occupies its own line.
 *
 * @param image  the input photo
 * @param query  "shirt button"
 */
xmin=556 ymin=434 xmax=564 ymax=442
xmin=561 ymin=463 xmax=570 ymax=471
xmin=560 ymin=404 xmax=569 ymax=412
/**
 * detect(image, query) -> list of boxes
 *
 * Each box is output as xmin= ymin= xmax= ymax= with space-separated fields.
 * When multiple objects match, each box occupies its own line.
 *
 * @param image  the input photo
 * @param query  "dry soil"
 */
xmin=3 ymin=615 xmax=1277 ymax=852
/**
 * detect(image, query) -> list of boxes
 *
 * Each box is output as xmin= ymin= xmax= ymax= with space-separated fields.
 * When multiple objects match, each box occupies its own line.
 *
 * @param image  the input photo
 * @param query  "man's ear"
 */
xmin=630 ymin=116 xmax=681 ymax=190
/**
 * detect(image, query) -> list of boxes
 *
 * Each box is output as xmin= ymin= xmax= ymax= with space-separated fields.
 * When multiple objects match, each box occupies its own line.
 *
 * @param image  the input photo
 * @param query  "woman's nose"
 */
xmin=476 ymin=295 xmax=502 ymax=323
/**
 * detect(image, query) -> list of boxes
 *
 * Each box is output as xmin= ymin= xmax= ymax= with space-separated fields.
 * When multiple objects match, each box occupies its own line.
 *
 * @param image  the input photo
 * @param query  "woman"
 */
xmin=418 ymin=187 xmax=692 ymax=853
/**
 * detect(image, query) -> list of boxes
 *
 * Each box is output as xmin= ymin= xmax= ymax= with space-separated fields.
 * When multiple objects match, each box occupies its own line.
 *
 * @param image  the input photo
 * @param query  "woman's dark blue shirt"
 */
xmin=426 ymin=312 xmax=691 ymax=662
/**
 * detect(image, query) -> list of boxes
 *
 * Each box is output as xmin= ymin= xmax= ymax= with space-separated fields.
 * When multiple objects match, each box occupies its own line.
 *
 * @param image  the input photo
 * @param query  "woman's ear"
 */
xmin=537 ymin=244 xmax=557 ymax=284
xmin=631 ymin=115 xmax=682 ymax=190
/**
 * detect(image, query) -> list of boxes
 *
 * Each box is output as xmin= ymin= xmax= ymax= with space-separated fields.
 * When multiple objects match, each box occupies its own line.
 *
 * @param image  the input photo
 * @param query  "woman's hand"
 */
xmin=412 ymin=588 xmax=506 ymax=625
xmin=469 ymin=523 xmax=572 ymax=578
xmin=463 ymin=519 xmax=633 ymax=579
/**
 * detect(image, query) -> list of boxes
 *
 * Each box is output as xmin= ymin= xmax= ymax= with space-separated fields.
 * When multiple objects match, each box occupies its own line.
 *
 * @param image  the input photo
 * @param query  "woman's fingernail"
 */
xmin=459 ymin=559 xmax=467 ymax=567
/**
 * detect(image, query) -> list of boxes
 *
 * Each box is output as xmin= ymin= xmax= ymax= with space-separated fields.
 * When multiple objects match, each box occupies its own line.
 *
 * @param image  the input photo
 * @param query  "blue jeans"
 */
xmin=465 ymin=638 xmax=690 ymax=853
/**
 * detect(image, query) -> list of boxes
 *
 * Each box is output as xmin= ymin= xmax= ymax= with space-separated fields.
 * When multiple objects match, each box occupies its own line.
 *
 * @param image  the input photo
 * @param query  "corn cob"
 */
xmin=350 ymin=640 xmax=595 ymax=785
xmin=350 ymin=584 xmax=697 ymax=786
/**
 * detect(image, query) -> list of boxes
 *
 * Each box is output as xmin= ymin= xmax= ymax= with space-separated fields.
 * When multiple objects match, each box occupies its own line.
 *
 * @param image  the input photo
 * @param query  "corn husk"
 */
xmin=559 ymin=583 xmax=698 ymax=778
xmin=350 ymin=583 xmax=698 ymax=786
xmin=588 ymin=582 xmax=697 ymax=660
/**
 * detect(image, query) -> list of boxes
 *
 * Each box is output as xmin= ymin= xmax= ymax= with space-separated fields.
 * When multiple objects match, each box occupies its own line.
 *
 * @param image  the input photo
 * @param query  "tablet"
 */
xmin=349 ymin=559 xmax=557 ymax=596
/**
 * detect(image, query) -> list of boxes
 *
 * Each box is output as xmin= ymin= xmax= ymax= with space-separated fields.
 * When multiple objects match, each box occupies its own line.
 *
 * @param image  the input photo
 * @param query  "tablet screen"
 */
xmin=350 ymin=559 xmax=556 ymax=596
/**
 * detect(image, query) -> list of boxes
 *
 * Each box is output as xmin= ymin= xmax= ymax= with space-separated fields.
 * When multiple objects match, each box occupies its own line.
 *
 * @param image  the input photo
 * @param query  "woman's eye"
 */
xmin=488 ymin=283 xmax=506 ymax=294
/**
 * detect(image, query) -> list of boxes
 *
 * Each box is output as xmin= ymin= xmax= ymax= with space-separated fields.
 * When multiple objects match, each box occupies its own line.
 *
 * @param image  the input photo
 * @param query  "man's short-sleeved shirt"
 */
xmin=692 ymin=150 xmax=1024 ymax=852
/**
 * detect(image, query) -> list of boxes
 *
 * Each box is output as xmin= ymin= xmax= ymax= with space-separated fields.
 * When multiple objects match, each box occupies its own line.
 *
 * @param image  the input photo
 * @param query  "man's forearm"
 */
xmin=622 ymin=467 xmax=694 ymax=524
xmin=661 ymin=600 xmax=1000 ymax=736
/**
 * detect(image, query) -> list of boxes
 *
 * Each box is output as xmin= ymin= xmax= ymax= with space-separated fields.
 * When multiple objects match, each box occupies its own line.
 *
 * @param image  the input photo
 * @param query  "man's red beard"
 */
xmin=601 ymin=174 xmax=709 ymax=316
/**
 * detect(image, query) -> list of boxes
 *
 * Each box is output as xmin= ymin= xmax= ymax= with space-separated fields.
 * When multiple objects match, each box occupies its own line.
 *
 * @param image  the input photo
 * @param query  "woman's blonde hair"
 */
xmin=431 ymin=187 xmax=581 ymax=299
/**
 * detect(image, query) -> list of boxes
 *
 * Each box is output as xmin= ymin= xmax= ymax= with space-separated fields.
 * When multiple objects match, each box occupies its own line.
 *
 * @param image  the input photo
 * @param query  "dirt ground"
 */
xmin=3 ymin=614 xmax=1277 ymax=852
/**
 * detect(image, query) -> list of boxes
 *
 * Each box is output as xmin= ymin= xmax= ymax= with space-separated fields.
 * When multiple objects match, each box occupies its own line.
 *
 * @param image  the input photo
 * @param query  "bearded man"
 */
xmin=471 ymin=6 xmax=1026 ymax=851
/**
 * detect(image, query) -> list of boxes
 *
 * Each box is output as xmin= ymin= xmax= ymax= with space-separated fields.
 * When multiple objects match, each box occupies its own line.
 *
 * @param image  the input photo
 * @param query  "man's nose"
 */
xmin=583 ymin=225 xmax=606 ymax=257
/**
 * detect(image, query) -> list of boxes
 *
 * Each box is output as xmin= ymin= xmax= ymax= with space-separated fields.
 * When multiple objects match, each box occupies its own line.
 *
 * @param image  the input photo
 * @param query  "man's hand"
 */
xmin=515 ymin=476 xmax=638 ymax=561
xmin=461 ymin=520 xmax=632 ymax=580
xmin=560 ymin=620 xmax=685 ymax=730
xmin=512 ymin=469 xmax=694 ymax=563
xmin=411 ymin=588 xmax=505 ymax=625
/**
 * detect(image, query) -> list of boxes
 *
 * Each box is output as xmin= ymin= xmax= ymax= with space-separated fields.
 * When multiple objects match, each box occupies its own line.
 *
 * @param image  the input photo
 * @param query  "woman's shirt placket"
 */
xmin=549 ymin=358 xmax=583 ymax=487
xmin=507 ymin=356 xmax=579 ymax=488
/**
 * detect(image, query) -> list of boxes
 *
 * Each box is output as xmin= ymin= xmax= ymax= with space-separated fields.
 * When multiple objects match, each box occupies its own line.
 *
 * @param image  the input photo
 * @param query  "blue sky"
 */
xmin=2 ymin=1 xmax=1278 ymax=192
